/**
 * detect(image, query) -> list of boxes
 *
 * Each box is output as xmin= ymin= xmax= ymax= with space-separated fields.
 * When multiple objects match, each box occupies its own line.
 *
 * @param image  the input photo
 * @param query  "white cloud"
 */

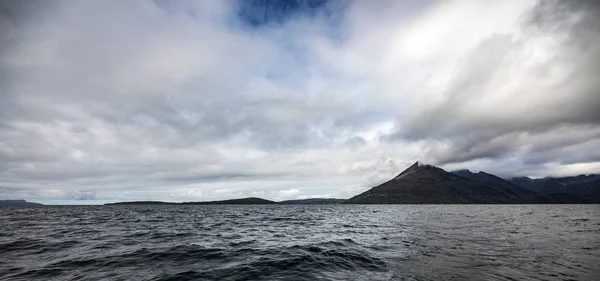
xmin=1 ymin=0 xmax=599 ymax=203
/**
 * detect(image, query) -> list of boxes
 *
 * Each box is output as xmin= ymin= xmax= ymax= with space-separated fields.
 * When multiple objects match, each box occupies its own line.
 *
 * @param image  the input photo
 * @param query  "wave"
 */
xmin=6 ymin=239 xmax=387 ymax=281
xmin=2 ymin=205 xmax=598 ymax=281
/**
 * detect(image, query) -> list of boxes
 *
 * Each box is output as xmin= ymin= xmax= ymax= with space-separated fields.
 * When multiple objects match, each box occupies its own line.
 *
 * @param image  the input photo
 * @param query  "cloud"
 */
xmin=71 ymin=190 xmax=96 ymax=200
xmin=391 ymin=0 xmax=600 ymax=167
xmin=1 ymin=0 xmax=599 ymax=203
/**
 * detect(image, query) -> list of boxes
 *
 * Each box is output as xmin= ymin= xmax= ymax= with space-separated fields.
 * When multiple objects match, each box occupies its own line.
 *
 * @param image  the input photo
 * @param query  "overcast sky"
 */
xmin=1 ymin=0 xmax=599 ymax=204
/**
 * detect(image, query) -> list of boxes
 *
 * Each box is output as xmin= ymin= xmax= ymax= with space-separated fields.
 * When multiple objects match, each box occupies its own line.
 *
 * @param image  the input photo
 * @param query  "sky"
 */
xmin=1 ymin=0 xmax=599 ymax=204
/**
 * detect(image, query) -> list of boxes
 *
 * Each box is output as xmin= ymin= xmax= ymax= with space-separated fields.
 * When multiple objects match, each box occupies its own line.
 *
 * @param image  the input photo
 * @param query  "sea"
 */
xmin=1 ymin=205 xmax=599 ymax=281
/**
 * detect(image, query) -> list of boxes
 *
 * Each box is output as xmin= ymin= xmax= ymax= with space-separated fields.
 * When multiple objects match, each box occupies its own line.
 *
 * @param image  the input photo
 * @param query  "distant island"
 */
xmin=105 ymin=161 xmax=600 ymax=205
xmin=0 ymin=199 xmax=43 ymax=206
xmin=279 ymin=198 xmax=345 ymax=204
xmin=6 ymin=162 xmax=597 ymax=206
xmin=106 ymin=197 xmax=278 ymax=205
xmin=105 ymin=197 xmax=345 ymax=205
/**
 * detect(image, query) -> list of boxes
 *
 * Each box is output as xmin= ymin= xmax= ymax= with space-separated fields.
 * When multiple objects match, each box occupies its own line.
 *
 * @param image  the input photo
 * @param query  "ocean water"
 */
xmin=1 ymin=205 xmax=599 ymax=281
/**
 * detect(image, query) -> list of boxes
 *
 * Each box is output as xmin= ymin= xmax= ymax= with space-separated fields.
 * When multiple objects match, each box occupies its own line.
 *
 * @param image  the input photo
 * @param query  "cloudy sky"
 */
xmin=1 ymin=0 xmax=599 ymax=204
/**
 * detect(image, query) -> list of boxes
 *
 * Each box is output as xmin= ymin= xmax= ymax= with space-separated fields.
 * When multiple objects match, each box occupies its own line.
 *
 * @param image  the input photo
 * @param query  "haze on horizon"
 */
xmin=1 ymin=0 xmax=599 ymax=204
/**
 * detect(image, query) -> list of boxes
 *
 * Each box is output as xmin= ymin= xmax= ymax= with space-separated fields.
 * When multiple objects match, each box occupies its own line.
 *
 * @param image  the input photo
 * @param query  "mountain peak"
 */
xmin=347 ymin=161 xmax=532 ymax=204
xmin=393 ymin=161 xmax=421 ymax=180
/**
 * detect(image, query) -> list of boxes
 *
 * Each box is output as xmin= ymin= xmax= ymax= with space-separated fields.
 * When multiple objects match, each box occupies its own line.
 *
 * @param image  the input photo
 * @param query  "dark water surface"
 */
xmin=1 ymin=205 xmax=599 ymax=281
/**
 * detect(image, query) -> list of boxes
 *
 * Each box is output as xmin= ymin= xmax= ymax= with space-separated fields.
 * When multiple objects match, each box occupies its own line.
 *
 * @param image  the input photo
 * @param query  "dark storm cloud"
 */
xmin=392 ymin=0 xmax=600 ymax=168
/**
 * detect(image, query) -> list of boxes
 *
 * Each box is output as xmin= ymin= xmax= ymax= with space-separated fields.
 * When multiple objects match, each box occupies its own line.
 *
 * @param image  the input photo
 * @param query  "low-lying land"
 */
xmin=6 ymin=162 xmax=599 ymax=206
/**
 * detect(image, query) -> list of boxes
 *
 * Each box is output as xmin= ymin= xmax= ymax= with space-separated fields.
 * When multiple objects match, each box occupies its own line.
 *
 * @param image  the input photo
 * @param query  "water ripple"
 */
xmin=0 ymin=205 xmax=599 ymax=280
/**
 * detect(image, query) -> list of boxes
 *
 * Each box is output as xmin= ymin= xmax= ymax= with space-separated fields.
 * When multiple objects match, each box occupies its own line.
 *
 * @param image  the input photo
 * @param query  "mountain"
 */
xmin=509 ymin=177 xmax=538 ymax=191
xmin=509 ymin=175 xmax=600 ymax=202
xmin=103 ymin=168 xmax=600 ymax=206
xmin=554 ymin=174 xmax=600 ymax=185
xmin=279 ymin=198 xmax=345 ymax=204
xmin=106 ymin=197 xmax=277 ymax=205
xmin=0 ymin=199 xmax=43 ymax=206
xmin=451 ymin=170 xmax=557 ymax=203
xmin=566 ymin=179 xmax=600 ymax=201
xmin=452 ymin=169 xmax=523 ymax=191
xmin=509 ymin=177 xmax=567 ymax=194
xmin=346 ymin=162 xmax=535 ymax=204
xmin=547 ymin=192 xmax=596 ymax=204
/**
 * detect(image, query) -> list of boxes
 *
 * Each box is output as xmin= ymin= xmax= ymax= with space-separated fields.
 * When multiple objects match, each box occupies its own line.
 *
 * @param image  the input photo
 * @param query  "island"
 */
xmin=104 ymin=161 xmax=600 ymax=205
xmin=105 ymin=197 xmax=278 ymax=205
xmin=0 ymin=199 xmax=43 ymax=206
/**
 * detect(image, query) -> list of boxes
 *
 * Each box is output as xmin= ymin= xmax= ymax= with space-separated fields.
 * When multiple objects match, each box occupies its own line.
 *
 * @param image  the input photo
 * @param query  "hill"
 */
xmin=106 ymin=197 xmax=277 ymax=205
xmin=105 ymin=201 xmax=175 ymax=205
xmin=346 ymin=162 xmax=558 ymax=204
xmin=0 ymin=199 xmax=43 ymax=206
xmin=279 ymin=198 xmax=345 ymax=204
xmin=182 ymin=197 xmax=277 ymax=205
xmin=103 ymin=166 xmax=600 ymax=205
